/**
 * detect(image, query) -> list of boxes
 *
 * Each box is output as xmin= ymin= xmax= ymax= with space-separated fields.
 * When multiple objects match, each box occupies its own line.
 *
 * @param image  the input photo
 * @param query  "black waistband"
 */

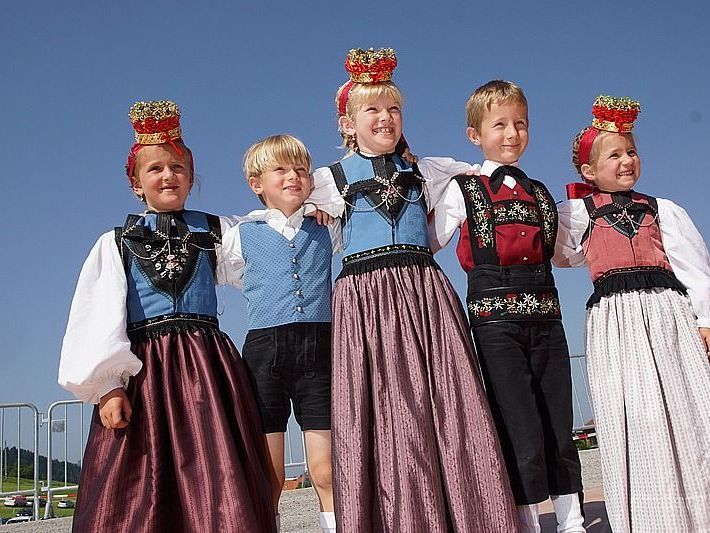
xmin=127 ymin=313 xmax=221 ymax=339
xmin=338 ymin=245 xmax=437 ymax=278
xmin=465 ymin=263 xmax=561 ymax=325
xmin=587 ymin=266 xmax=686 ymax=307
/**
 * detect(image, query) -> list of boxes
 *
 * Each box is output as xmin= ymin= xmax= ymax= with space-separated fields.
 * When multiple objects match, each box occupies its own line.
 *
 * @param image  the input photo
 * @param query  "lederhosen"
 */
xmin=455 ymin=167 xmax=583 ymax=505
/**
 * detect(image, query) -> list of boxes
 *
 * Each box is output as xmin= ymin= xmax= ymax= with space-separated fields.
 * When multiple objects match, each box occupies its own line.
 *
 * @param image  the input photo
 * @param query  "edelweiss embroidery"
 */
xmin=531 ymin=184 xmax=556 ymax=248
xmin=464 ymin=178 xmax=494 ymax=248
xmin=494 ymin=201 xmax=539 ymax=225
xmin=468 ymin=292 xmax=561 ymax=319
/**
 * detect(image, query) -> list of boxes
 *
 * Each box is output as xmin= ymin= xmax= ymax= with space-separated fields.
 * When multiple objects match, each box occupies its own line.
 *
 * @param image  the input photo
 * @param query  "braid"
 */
xmin=571 ymin=127 xmax=591 ymax=176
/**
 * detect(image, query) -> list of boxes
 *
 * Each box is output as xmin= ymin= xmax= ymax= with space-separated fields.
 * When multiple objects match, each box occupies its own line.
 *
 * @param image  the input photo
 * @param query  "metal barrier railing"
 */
xmin=569 ymin=353 xmax=595 ymax=431
xmin=43 ymin=400 xmax=88 ymax=519
xmin=0 ymin=403 xmax=41 ymax=521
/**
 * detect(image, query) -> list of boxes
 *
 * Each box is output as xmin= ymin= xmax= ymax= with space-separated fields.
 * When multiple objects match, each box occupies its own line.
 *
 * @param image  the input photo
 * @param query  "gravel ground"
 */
xmin=4 ymin=448 xmax=602 ymax=532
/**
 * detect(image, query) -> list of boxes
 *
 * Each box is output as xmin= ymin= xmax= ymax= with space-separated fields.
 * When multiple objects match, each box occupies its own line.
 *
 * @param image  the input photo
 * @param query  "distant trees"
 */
xmin=1 ymin=446 xmax=81 ymax=483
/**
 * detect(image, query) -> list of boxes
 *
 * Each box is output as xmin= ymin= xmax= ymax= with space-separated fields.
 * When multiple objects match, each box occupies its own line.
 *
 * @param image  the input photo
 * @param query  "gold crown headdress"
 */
xmin=338 ymin=48 xmax=398 ymax=116
xmin=128 ymin=100 xmax=182 ymax=145
xmin=345 ymin=48 xmax=397 ymax=83
xmin=591 ymin=95 xmax=641 ymax=133
xmin=576 ymin=94 xmax=641 ymax=169
xmin=126 ymin=99 xmax=187 ymax=179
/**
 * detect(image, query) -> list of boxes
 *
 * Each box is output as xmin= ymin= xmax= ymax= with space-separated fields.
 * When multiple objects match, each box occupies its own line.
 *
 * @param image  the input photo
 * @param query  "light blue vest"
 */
xmin=120 ymin=211 xmax=220 ymax=324
xmin=240 ymin=217 xmax=332 ymax=329
xmin=335 ymin=153 xmax=429 ymax=257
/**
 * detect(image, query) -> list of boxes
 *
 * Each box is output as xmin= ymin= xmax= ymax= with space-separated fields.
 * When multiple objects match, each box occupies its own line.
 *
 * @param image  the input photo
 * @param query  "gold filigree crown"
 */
xmin=591 ymin=95 xmax=641 ymax=133
xmin=345 ymin=48 xmax=398 ymax=83
xmin=128 ymin=100 xmax=182 ymax=145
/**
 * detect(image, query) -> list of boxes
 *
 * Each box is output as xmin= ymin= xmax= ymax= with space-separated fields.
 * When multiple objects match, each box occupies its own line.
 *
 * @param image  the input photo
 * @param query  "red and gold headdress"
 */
xmin=577 ymin=95 xmax=640 ymax=167
xmin=568 ymin=95 xmax=641 ymax=199
xmin=125 ymin=99 xmax=186 ymax=178
xmin=338 ymin=48 xmax=398 ymax=116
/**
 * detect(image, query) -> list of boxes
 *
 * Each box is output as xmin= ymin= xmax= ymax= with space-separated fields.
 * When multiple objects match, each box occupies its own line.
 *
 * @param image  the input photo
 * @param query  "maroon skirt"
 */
xmin=332 ymin=263 xmax=519 ymax=532
xmin=72 ymin=324 xmax=275 ymax=533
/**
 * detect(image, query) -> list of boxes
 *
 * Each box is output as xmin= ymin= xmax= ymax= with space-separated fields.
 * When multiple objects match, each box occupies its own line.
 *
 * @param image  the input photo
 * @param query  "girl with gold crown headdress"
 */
xmin=58 ymin=100 xmax=276 ymax=533
xmin=309 ymin=48 xmax=519 ymax=531
xmin=555 ymin=95 xmax=710 ymax=531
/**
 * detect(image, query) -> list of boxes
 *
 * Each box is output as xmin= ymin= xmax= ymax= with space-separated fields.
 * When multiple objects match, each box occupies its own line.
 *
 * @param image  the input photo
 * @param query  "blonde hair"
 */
xmin=242 ymin=134 xmax=313 ymax=205
xmin=335 ymin=81 xmax=403 ymax=151
xmin=571 ymin=129 xmax=636 ymax=179
xmin=465 ymin=80 xmax=528 ymax=130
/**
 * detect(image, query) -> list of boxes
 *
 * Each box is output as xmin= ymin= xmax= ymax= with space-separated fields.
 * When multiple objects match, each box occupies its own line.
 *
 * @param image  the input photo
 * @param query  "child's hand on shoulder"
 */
xmin=464 ymin=163 xmax=482 ymax=176
xmin=99 ymin=388 xmax=132 ymax=429
xmin=699 ymin=327 xmax=710 ymax=359
xmin=305 ymin=208 xmax=333 ymax=226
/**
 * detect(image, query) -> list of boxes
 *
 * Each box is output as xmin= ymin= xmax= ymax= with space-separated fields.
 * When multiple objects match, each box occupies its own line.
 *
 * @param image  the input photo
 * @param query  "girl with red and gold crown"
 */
xmin=555 ymin=95 xmax=710 ymax=531
xmin=309 ymin=48 xmax=519 ymax=531
xmin=58 ymin=101 xmax=275 ymax=532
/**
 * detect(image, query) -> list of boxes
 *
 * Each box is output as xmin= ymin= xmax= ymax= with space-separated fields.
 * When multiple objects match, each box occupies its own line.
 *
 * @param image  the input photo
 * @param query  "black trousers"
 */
xmin=472 ymin=320 xmax=583 ymax=505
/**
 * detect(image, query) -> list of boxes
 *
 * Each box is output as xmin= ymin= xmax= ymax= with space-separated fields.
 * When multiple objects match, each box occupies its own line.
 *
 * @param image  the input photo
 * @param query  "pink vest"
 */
xmin=582 ymin=191 xmax=672 ymax=281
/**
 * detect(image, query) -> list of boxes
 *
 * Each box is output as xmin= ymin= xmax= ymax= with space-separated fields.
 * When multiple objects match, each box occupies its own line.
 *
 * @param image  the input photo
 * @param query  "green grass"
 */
xmin=1 ymin=477 xmax=76 ymax=519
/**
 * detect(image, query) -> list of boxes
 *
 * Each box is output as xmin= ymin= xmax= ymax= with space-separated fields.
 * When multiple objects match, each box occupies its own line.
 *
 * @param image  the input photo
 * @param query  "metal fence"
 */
xmin=0 ymin=403 xmax=41 ymax=520
xmin=0 ymin=400 xmax=308 ymax=521
xmin=569 ymin=353 xmax=594 ymax=431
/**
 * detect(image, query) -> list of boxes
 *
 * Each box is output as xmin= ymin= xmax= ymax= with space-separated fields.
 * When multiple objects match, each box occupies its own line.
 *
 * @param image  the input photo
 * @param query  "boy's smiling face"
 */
xmin=467 ymin=100 xmax=529 ymax=165
xmin=248 ymin=162 xmax=313 ymax=217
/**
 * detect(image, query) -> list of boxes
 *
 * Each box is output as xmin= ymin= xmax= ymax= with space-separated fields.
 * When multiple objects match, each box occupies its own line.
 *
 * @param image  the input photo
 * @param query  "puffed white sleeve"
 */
xmin=427 ymin=179 xmax=467 ymax=253
xmin=58 ymin=231 xmax=143 ymax=404
xmin=217 ymin=222 xmax=246 ymax=289
xmin=553 ymin=199 xmax=589 ymax=268
xmin=657 ymin=199 xmax=710 ymax=327
xmin=416 ymin=157 xmax=476 ymax=212
xmin=305 ymin=166 xmax=346 ymax=218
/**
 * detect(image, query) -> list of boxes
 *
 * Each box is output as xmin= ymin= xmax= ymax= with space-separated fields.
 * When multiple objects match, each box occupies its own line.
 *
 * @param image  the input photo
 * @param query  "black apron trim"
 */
xmin=586 ymin=266 xmax=686 ymax=307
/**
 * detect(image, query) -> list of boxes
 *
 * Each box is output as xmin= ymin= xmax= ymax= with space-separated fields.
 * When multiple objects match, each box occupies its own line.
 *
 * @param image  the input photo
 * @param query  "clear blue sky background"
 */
xmin=1 ymin=1 xmax=708 ymax=422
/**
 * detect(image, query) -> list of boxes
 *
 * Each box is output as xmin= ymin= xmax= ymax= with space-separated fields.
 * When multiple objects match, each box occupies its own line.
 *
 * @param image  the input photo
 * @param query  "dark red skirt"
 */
xmin=72 ymin=325 xmax=275 ymax=533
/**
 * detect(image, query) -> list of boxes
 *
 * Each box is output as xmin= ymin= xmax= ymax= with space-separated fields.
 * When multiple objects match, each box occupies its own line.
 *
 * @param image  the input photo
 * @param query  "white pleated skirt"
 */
xmin=586 ymin=288 xmax=710 ymax=532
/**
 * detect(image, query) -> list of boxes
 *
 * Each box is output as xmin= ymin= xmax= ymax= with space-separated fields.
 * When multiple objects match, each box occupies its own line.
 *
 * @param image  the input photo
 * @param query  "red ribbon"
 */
xmin=566 ymin=182 xmax=597 ymax=199
xmin=338 ymin=80 xmax=355 ymax=116
xmin=577 ymin=127 xmax=599 ymax=167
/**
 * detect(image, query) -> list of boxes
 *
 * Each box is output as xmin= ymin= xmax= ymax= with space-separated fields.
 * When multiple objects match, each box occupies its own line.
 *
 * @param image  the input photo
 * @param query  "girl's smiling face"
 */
xmin=582 ymin=133 xmax=640 ymax=192
xmin=131 ymin=144 xmax=192 ymax=212
xmin=339 ymin=95 xmax=402 ymax=155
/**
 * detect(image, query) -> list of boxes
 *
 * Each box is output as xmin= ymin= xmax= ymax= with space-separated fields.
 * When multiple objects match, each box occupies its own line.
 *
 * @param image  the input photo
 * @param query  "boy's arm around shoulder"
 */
xmin=58 ymin=231 xmax=142 ymax=404
xmin=553 ymin=199 xmax=588 ymax=268
xmin=657 ymin=199 xmax=710 ymax=328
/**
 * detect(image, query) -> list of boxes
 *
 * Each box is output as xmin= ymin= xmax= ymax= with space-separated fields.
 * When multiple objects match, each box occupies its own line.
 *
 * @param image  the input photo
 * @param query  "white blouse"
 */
xmin=310 ymin=155 xmax=475 ymax=219
xmin=554 ymin=198 xmax=710 ymax=327
xmin=58 ymin=215 xmax=241 ymax=404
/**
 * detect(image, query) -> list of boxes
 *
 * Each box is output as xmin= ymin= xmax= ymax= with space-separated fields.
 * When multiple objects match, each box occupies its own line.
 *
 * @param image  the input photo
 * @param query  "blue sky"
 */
xmin=1 ymin=0 xmax=708 ymax=427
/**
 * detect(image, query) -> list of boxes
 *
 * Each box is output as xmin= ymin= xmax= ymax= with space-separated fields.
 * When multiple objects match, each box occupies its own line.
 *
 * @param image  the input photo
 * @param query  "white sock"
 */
xmin=319 ymin=511 xmax=336 ymax=532
xmin=275 ymin=513 xmax=281 ymax=533
xmin=551 ymin=493 xmax=586 ymax=533
xmin=517 ymin=504 xmax=541 ymax=533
